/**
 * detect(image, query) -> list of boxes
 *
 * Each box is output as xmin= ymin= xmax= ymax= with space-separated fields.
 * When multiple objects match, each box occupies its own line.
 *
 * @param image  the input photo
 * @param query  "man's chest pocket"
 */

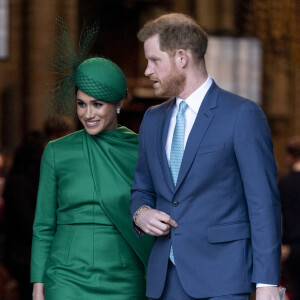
xmin=196 ymin=142 xmax=224 ymax=155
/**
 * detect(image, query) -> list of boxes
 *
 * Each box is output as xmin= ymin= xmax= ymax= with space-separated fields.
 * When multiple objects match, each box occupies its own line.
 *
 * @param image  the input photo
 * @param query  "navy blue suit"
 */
xmin=130 ymin=81 xmax=281 ymax=299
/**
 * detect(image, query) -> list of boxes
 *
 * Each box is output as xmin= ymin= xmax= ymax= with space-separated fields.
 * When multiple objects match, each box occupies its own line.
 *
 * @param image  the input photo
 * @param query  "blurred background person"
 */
xmin=0 ymin=149 xmax=9 ymax=240
xmin=43 ymin=115 xmax=77 ymax=144
xmin=2 ymin=131 xmax=44 ymax=300
xmin=2 ymin=117 xmax=76 ymax=300
xmin=0 ymin=150 xmax=6 ymax=201
xmin=279 ymin=136 xmax=300 ymax=300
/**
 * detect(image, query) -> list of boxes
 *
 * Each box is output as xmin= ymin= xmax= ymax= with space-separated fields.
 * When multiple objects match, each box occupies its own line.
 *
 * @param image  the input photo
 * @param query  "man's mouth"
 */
xmin=153 ymin=81 xmax=159 ymax=88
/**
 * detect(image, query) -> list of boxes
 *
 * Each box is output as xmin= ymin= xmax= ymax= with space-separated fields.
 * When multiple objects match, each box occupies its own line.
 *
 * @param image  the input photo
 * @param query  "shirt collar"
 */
xmin=176 ymin=76 xmax=213 ymax=113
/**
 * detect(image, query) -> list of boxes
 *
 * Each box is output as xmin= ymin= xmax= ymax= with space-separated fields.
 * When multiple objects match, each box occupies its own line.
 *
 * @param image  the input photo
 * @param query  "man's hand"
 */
xmin=136 ymin=208 xmax=177 ymax=236
xmin=33 ymin=282 xmax=45 ymax=300
xmin=256 ymin=286 xmax=280 ymax=300
xmin=281 ymin=245 xmax=291 ymax=262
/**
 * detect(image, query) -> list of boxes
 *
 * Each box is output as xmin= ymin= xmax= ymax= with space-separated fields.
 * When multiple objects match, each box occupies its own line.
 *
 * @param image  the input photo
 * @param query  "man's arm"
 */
xmin=130 ymin=109 xmax=157 ymax=216
xmin=130 ymin=109 xmax=177 ymax=236
xmin=234 ymin=101 xmax=282 ymax=287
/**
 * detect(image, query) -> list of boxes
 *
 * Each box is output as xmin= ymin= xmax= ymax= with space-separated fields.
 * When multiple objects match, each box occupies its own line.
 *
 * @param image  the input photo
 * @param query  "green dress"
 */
xmin=31 ymin=126 xmax=153 ymax=300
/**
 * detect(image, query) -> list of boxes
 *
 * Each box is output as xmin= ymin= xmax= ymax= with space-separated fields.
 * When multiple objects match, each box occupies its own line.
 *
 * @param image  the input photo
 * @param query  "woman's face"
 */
xmin=77 ymin=89 xmax=122 ymax=135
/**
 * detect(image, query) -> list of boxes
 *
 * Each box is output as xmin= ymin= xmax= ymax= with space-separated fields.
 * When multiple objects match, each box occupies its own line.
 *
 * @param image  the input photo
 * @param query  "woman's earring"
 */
xmin=116 ymin=108 xmax=121 ymax=114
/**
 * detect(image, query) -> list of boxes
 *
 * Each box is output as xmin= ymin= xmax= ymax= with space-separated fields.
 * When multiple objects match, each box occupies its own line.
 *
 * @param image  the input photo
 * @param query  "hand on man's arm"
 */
xmin=135 ymin=207 xmax=178 ymax=236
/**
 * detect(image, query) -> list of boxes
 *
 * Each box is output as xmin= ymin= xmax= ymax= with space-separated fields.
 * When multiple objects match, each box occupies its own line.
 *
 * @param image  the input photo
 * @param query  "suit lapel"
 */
xmin=175 ymin=82 xmax=219 ymax=191
xmin=157 ymin=98 xmax=176 ymax=193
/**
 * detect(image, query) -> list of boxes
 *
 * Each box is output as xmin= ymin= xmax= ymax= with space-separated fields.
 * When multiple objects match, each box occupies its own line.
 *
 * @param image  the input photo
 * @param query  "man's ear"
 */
xmin=175 ymin=49 xmax=188 ymax=68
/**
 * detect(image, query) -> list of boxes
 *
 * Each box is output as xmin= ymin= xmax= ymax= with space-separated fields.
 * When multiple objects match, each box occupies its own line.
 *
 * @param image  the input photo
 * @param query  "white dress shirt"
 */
xmin=164 ymin=76 xmax=274 ymax=288
xmin=165 ymin=76 xmax=212 ymax=162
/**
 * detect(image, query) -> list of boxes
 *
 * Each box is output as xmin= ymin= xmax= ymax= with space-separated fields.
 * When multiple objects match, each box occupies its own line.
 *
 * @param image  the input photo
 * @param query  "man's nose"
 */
xmin=144 ymin=63 xmax=153 ymax=77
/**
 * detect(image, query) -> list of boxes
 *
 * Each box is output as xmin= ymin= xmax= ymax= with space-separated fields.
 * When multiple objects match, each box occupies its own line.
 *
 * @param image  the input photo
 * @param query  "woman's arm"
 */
xmin=31 ymin=142 xmax=58 ymax=282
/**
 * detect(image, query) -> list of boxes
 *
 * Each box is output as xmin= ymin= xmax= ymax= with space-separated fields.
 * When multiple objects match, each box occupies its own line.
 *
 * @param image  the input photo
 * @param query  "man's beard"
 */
xmin=154 ymin=66 xmax=186 ymax=98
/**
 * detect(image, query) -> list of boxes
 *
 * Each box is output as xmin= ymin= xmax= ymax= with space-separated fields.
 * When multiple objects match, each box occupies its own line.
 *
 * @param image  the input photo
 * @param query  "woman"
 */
xmin=31 ymin=57 xmax=152 ymax=300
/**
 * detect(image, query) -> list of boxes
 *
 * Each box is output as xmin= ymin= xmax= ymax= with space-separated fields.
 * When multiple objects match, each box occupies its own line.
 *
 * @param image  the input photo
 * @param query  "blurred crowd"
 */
xmin=279 ymin=136 xmax=300 ymax=300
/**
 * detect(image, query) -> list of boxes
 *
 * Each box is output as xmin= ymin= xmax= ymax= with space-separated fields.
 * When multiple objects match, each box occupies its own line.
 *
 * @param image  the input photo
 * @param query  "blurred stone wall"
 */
xmin=0 ymin=0 xmax=299 ymax=172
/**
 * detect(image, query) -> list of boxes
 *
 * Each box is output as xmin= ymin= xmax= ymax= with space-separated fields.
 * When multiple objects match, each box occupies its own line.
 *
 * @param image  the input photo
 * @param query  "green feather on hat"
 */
xmin=49 ymin=17 xmax=126 ymax=116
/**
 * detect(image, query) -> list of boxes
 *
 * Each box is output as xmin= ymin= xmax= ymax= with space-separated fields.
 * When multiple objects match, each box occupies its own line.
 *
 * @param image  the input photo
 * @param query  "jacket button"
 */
xmin=172 ymin=201 xmax=179 ymax=207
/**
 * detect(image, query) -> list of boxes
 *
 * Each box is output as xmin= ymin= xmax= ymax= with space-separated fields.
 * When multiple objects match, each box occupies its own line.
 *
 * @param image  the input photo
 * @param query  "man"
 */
xmin=130 ymin=13 xmax=281 ymax=300
xmin=279 ymin=136 xmax=300 ymax=300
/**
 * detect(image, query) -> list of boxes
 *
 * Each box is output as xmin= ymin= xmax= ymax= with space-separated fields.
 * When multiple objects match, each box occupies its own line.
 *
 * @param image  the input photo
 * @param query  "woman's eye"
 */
xmin=94 ymin=102 xmax=103 ymax=108
xmin=77 ymin=101 xmax=85 ymax=107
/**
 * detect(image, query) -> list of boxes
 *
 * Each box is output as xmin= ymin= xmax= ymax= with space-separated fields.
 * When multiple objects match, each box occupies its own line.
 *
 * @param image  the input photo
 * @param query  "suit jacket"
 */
xmin=130 ymin=81 xmax=281 ymax=299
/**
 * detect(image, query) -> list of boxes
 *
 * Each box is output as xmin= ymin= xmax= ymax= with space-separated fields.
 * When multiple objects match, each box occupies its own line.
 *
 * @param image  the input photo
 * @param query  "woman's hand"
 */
xmin=32 ymin=282 xmax=45 ymax=300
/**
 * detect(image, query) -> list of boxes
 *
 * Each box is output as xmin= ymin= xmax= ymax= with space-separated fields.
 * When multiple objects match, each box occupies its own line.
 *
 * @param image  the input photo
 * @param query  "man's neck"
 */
xmin=179 ymin=73 xmax=208 ymax=100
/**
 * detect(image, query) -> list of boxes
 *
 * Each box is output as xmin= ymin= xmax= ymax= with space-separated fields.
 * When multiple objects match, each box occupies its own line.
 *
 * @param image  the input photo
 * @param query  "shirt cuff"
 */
xmin=256 ymin=283 xmax=277 ymax=288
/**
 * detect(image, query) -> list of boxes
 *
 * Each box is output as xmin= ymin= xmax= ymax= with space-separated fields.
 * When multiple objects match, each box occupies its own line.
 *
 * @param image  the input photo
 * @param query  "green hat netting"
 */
xmin=48 ymin=18 xmax=126 ymax=115
xmin=74 ymin=57 xmax=127 ymax=103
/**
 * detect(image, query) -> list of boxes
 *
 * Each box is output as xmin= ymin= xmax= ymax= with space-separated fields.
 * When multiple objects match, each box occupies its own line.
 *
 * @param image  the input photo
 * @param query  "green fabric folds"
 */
xmin=31 ymin=126 xmax=153 ymax=298
xmin=83 ymin=126 xmax=153 ymax=268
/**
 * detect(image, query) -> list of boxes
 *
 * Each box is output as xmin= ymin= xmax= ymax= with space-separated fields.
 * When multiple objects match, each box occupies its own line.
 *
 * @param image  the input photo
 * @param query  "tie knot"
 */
xmin=178 ymin=101 xmax=188 ymax=114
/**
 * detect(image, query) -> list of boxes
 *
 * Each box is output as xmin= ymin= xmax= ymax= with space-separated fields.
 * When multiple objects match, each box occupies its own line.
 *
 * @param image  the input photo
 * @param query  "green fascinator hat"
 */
xmin=74 ymin=57 xmax=127 ymax=103
xmin=49 ymin=18 xmax=127 ymax=115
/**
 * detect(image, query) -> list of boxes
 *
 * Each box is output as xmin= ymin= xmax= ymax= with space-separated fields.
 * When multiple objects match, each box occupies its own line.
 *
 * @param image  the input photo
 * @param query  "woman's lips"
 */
xmin=85 ymin=120 xmax=100 ymax=127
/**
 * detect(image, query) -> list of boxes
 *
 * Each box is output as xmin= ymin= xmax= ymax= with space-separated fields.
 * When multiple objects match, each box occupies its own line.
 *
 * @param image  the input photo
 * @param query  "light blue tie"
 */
xmin=169 ymin=100 xmax=188 ymax=264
